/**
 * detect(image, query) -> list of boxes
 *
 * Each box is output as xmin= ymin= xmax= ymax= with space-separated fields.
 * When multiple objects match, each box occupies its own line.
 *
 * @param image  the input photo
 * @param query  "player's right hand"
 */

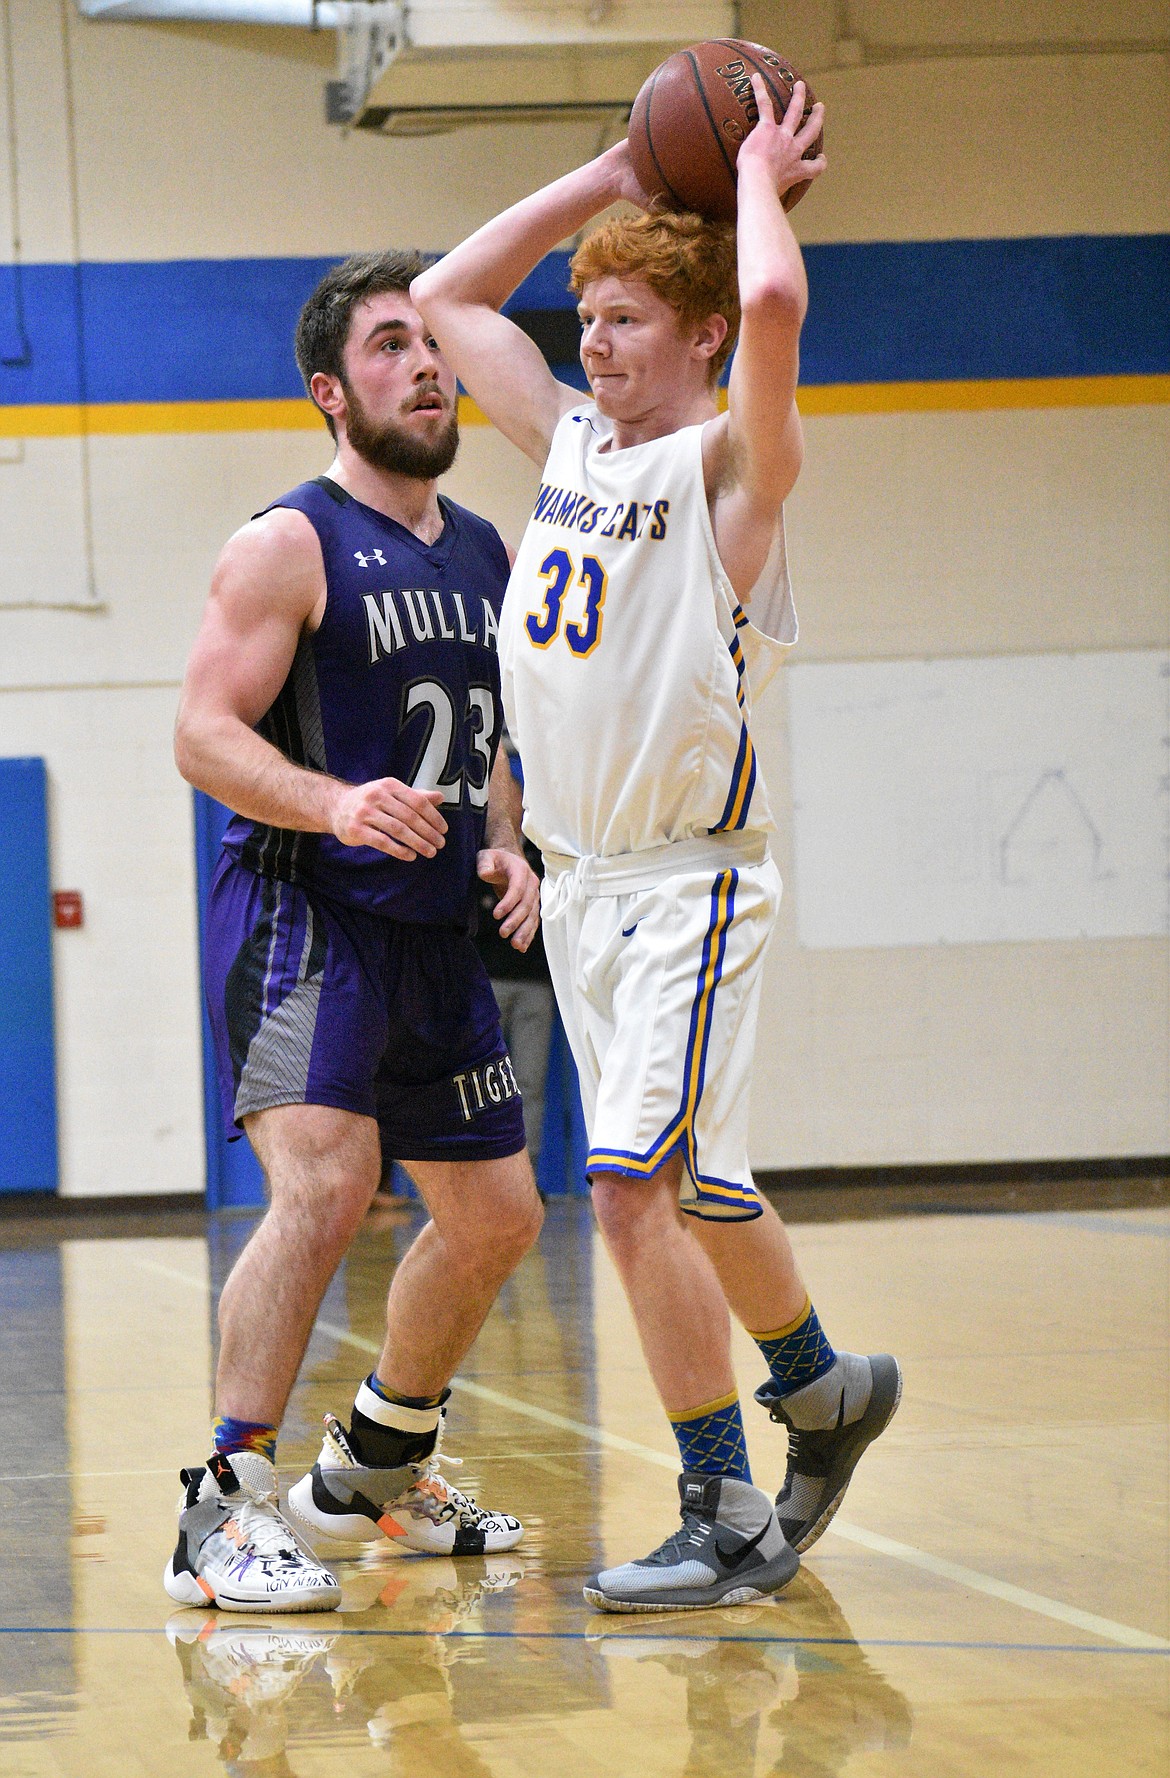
xmin=331 ymin=778 xmax=447 ymax=860
xmin=738 ymin=74 xmax=826 ymax=199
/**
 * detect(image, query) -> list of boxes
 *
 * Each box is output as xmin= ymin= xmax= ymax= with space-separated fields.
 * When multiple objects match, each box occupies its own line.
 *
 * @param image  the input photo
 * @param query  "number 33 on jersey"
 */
xmin=525 ymin=549 xmax=608 ymax=656
xmin=500 ymin=404 xmax=799 ymax=862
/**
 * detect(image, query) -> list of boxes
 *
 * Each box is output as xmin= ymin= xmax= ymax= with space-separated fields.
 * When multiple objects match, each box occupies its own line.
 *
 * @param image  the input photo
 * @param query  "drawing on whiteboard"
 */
xmin=787 ymin=650 xmax=1168 ymax=947
xmin=999 ymin=769 xmax=1112 ymax=887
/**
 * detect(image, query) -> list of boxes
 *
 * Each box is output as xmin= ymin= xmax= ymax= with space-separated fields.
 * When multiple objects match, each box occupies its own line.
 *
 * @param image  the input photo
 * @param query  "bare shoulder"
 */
xmin=211 ymin=506 xmax=325 ymax=624
xmin=215 ymin=505 xmax=321 ymax=585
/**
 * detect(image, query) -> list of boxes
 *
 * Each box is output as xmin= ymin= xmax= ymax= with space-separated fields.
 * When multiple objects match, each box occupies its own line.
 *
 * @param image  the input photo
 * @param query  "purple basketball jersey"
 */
xmin=221 ymin=477 xmax=509 ymax=927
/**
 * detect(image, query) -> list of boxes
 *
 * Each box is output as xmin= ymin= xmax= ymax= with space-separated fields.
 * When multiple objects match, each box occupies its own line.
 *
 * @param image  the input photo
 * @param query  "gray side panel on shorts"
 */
xmin=234 ymin=905 xmax=324 ymax=1120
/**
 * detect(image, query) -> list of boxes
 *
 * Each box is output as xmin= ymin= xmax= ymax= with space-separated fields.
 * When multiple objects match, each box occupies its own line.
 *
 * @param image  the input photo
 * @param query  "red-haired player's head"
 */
xmin=570 ymin=211 xmax=738 ymax=420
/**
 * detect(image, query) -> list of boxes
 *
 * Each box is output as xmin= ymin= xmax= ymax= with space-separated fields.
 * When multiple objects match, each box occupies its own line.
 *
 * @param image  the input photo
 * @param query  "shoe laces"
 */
xmin=325 ymin=1406 xmax=487 ymax=1527
xmin=220 ymin=1471 xmax=312 ymax=1563
xmin=406 ymin=1412 xmax=494 ymax=1526
xmin=641 ymin=1510 xmax=714 ymax=1568
xmin=322 ymin=1413 xmax=358 ymax=1468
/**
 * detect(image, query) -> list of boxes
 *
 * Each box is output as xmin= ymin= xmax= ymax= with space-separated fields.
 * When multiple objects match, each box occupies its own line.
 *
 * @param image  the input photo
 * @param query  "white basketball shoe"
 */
xmin=163 ymin=1450 xmax=341 ymax=1612
xmin=288 ymin=1413 xmax=524 ymax=1556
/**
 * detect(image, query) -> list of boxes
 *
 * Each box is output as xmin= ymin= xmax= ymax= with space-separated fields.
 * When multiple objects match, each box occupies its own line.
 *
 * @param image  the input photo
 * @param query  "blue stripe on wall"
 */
xmin=801 ymin=235 xmax=1170 ymax=383
xmin=516 ymin=234 xmax=1170 ymax=383
xmin=81 ymin=256 xmax=335 ymax=403
xmin=0 ymin=236 xmax=1165 ymax=408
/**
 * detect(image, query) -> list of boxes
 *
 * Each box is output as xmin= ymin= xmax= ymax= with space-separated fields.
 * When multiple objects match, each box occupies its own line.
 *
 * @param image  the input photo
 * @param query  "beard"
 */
xmin=341 ymin=381 xmax=460 ymax=480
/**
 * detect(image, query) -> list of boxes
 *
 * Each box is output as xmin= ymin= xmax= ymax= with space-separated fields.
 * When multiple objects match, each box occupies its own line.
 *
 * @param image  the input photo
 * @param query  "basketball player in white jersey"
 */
xmin=413 ymin=77 xmax=901 ymax=1612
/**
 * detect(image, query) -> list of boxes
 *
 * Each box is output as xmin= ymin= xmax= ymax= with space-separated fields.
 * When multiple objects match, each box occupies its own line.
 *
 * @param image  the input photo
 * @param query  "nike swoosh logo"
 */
xmin=621 ymin=921 xmax=641 ymax=938
xmin=714 ymin=1519 xmax=772 ymax=1570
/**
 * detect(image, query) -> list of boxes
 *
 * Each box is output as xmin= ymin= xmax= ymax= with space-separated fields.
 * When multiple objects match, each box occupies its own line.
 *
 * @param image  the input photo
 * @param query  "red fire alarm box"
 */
xmin=53 ymin=890 xmax=84 ymax=929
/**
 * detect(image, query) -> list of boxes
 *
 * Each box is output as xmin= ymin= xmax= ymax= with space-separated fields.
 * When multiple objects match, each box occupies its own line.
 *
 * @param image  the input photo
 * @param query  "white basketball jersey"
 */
xmin=499 ymin=403 xmax=797 ymax=859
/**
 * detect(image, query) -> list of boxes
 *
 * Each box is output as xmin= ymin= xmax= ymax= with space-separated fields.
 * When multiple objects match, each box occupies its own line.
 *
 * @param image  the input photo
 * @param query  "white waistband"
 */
xmin=542 ymin=831 xmax=769 ymax=901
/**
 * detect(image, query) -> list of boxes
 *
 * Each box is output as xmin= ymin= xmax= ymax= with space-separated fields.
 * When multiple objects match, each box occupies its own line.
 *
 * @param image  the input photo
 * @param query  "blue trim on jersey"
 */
xmin=710 ymin=723 xmax=756 ymax=834
xmin=727 ymin=632 xmax=747 ymax=711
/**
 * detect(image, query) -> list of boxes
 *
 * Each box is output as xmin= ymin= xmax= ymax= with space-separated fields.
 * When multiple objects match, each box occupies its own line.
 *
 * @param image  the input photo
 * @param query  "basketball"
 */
xmin=627 ymin=39 xmax=823 ymax=221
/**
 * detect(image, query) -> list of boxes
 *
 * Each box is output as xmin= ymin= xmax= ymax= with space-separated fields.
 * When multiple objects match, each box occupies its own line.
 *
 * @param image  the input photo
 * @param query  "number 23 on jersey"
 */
xmin=525 ymin=549 xmax=608 ymax=658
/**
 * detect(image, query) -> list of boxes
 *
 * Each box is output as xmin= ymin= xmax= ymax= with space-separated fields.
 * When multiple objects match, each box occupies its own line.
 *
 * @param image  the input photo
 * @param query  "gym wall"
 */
xmin=0 ymin=3 xmax=1165 ymax=1194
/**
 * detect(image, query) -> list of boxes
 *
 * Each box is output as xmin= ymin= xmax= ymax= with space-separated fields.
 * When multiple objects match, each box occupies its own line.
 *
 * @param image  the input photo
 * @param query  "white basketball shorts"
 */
xmin=539 ymin=834 xmax=782 ymax=1221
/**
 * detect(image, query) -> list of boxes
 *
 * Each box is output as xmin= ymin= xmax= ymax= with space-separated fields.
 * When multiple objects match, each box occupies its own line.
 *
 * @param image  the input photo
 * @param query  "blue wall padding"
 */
xmin=0 ymin=758 xmax=58 ymax=1193
xmin=0 ymin=236 xmax=1165 ymax=411
xmin=0 ymin=264 xmax=31 ymax=366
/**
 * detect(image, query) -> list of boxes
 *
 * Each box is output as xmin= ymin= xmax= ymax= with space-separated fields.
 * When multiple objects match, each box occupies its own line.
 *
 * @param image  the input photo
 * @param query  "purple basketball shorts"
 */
xmin=204 ymin=854 xmax=525 ymax=1163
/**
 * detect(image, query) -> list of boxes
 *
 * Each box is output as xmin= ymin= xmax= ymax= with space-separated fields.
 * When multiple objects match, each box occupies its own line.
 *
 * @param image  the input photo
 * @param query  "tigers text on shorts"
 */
xmin=540 ymin=833 xmax=781 ymax=1221
xmin=204 ymin=854 xmax=525 ymax=1164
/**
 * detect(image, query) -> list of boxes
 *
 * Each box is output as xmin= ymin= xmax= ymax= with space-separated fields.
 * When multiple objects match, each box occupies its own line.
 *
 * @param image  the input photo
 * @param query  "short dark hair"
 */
xmin=294 ymin=249 xmax=429 ymax=437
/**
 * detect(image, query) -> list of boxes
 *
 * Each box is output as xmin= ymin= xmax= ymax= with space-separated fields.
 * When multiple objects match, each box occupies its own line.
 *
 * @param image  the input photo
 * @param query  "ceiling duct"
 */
xmin=75 ymin=2 xmax=738 ymax=133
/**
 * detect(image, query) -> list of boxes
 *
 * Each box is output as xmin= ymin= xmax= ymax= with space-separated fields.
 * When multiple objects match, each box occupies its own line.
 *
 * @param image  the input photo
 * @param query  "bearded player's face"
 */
xmin=337 ymin=292 xmax=460 ymax=479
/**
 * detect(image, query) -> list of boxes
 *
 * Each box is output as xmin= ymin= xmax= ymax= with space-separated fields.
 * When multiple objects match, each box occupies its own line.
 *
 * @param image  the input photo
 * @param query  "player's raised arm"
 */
xmin=175 ymin=511 xmax=447 ymax=860
xmin=410 ymin=145 xmax=649 ymax=467
xmin=710 ymin=76 xmax=825 ymax=581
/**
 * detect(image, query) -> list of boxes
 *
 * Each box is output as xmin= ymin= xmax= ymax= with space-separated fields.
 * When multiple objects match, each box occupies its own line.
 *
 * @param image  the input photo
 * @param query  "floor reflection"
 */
xmin=165 ymin=1554 xmax=912 ymax=1778
xmin=587 ymin=1570 xmax=913 ymax=1778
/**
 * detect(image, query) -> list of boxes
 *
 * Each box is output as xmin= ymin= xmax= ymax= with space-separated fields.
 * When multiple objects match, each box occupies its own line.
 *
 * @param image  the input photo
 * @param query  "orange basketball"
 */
xmin=628 ymin=39 xmax=822 ymax=222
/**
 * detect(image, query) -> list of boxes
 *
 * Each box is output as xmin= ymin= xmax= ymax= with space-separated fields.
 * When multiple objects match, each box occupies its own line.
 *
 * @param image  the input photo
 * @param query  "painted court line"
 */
xmin=131 ymin=1267 xmax=1168 ymax=1653
xmin=827 ymin=1526 xmax=1170 ymax=1652
xmin=0 ymin=1626 xmax=1166 ymax=1655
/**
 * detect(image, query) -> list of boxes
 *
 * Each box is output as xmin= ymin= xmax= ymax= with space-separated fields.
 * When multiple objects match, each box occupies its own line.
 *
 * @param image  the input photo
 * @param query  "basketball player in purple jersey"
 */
xmin=167 ymin=253 xmax=542 ymax=1612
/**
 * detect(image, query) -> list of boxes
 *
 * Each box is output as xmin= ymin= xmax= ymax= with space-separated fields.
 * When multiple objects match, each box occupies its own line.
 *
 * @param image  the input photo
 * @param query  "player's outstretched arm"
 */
xmin=174 ymin=512 xmax=447 ymax=861
xmin=411 ymin=145 xmax=648 ymax=467
xmin=709 ymin=76 xmax=826 ymax=594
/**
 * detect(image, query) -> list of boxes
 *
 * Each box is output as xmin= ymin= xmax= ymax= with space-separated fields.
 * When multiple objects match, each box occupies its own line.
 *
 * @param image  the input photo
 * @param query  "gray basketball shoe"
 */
xmin=163 ymin=1450 xmax=340 ymax=1612
xmin=583 ymin=1472 xmax=800 ymax=1614
xmin=755 ymin=1352 xmax=902 ymax=1553
xmin=287 ymin=1413 xmax=524 ymax=1556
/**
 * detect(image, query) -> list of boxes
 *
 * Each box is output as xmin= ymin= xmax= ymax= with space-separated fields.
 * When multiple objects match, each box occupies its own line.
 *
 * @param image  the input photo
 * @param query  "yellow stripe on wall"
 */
xmin=1 ymin=374 xmax=1166 ymax=438
xmin=796 ymin=374 xmax=1170 ymax=416
xmin=0 ymin=399 xmax=322 ymax=436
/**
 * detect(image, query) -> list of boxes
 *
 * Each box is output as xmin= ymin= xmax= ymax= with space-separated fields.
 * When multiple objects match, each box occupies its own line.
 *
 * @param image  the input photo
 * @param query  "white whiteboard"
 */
xmin=787 ymin=651 xmax=1170 ymax=948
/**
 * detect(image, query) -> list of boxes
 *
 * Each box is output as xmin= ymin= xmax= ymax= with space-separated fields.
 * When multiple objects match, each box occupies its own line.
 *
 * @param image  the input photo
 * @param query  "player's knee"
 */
xmin=590 ymin=1172 xmax=652 ymax=1253
xmin=515 ymin=1182 xmax=545 ymax=1254
xmin=267 ymin=1155 xmax=379 ymax=1253
xmin=457 ymin=1175 xmax=542 ymax=1277
xmin=488 ymin=1180 xmax=544 ymax=1269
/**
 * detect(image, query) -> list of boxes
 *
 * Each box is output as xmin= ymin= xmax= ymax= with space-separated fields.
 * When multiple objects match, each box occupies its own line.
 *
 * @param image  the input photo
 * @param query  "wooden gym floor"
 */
xmin=1 ymin=1176 xmax=1167 ymax=1777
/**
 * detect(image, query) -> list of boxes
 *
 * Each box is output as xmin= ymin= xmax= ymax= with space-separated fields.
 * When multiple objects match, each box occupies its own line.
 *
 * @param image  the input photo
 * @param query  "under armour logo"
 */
xmin=354 ymin=548 xmax=387 ymax=568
